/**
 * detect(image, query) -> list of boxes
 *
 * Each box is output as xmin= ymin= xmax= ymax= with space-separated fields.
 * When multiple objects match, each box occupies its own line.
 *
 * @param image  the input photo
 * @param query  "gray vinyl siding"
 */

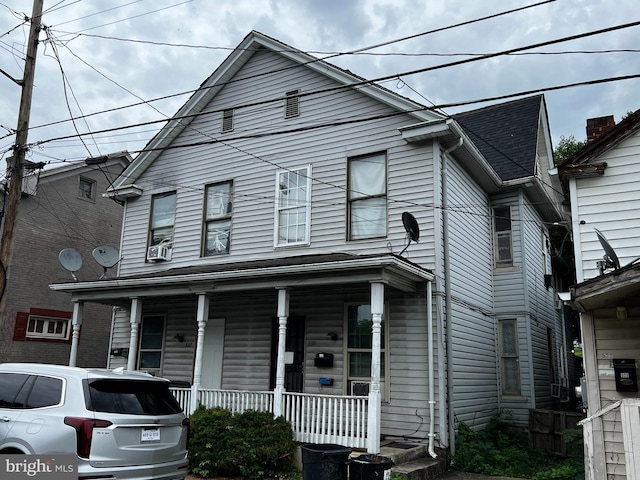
xmin=117 ymin=48 xmax=438 ymax=277
xmin=446 ymin=155 xmax=498 ymax=429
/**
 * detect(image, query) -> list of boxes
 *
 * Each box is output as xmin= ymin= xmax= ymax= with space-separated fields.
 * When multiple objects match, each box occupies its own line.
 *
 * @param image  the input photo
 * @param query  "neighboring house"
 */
xmin=0 ymin=153 xmax=130 ymax=367
xmin=50 ymin=31 xmax=568 ymax=455
xmin=559 ymin=110 xmax=640 ymax=480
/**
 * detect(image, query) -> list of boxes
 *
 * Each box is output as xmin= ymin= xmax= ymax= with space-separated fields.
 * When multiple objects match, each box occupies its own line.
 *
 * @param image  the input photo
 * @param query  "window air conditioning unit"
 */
xmin=351 ymin=381 xmax=370 ymax=396
xmin=147 ymin=244 xmax=172 ymax=261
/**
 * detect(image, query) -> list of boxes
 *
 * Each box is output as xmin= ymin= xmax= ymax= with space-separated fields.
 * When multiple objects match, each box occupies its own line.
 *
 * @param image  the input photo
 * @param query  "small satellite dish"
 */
xmin=594 ymin=228 xmax=621 ymax=273
xmin=92 ymin=246 xmax=121 ymax=278
xmin=59 ymin=248 xmax=82 ymax=281
xmin=400 ymin=212 xmax=420 ymax=255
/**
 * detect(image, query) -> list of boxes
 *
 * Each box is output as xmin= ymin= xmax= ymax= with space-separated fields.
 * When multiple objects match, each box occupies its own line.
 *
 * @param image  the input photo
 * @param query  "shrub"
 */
xmin=189 ymin=406 xmax=298 ymax=479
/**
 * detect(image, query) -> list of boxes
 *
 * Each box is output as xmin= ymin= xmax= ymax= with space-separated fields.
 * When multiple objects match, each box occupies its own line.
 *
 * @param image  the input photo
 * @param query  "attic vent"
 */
xmin=285 ymin=90 xmax=300 ymax=118
xmin=222 ymin=108 xmax=234 ymax=132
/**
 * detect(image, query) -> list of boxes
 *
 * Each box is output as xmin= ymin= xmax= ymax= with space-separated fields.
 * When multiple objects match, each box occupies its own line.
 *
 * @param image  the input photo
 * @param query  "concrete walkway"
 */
xmin=439 ymin=473 xmax=527 ymax=480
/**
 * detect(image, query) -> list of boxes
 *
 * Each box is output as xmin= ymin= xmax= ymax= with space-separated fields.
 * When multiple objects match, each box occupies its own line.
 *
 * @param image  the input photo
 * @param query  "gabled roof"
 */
xmin=559 ymin=107 xmax=640 ymax=167
xmin=109 ymin=30 xmax=445 ymax=196
xmin=453 ymin=95 xmax=544 ymax=181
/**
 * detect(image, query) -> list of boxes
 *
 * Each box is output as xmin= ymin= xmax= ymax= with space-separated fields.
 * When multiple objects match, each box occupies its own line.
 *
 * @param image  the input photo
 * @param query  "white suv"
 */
xmin=0 ymin=363 xmax=189 ymax=480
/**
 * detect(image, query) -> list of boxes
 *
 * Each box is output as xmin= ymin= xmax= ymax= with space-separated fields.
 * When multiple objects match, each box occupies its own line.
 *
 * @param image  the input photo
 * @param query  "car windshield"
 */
xmin=85 ymin=379 xmax=182 ymax=415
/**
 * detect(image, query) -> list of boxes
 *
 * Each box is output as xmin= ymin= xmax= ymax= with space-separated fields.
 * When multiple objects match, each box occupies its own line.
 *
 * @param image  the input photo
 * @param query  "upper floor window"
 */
xmin=204 ymin=182 xmax=232 ymax=255
xmin=499 ymin=318 xmax=521 ymax=396
xmin=222 ymin=108 xmax=234 ymax=132
xmin=348 ymin=152 xmax=387 ymax=240
xmin=150 ymin=192 xmax=176 ymax=248
xmin=275 ymin=166 xmax=311 ymax=247
xmin=285 ymin=89 xmax=300 ymax=118
xmin=493 ymin=206 xmax=513 ymax=267
xmin=78 ymin=177 xmax=96 ymax=201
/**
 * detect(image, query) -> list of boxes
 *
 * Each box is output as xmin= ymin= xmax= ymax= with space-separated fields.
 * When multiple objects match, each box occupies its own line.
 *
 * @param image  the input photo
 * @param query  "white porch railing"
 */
xmin=621 ymin=398 xmax=640 ymax=480
xmin=170 ymin=387 xmax=368 ymax=448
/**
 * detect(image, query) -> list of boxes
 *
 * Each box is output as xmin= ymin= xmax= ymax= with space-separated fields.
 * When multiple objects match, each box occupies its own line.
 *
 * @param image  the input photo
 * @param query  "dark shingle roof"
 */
xmin=453 ymin=95 xmax=542 ymax=181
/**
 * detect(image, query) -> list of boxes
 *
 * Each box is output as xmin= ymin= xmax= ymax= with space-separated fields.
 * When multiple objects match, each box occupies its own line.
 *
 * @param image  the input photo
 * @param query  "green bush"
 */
xmin=188 ymin=406 xmax=298 ymax=479
xmin=454 ymin=414 xmax=584 ymax=479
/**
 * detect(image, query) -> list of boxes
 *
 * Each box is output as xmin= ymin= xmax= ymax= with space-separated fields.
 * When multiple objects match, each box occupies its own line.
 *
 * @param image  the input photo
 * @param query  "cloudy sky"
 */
xmin=1 ymin=0 xmax=639 ymax=171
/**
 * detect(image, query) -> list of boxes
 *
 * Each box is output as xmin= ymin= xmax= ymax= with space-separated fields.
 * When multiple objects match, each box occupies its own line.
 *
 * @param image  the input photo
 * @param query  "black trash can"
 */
xmin=349 ymin=454 xmax=394 ymax=480
xmin=300 ymin=443 xmax=351 ymax=480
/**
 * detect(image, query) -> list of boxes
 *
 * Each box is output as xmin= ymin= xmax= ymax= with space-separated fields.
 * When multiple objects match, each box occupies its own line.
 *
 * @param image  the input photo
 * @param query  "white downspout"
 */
xmin=441 ymin=137 xmax=463 ymax=458
xmin=427 ymin=280 xmax=437 ymax=458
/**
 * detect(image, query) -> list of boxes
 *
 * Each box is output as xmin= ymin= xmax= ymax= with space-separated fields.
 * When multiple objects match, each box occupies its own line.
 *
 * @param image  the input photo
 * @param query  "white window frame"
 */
xmin=348 ymin=152 xmax=387 ymax=240
xmin=137 ymin=314 xmax=166 ymax=376
xmin=149 ymin=192 xmax=176 ymax=249
xmin=78 ymin=176 xmax=96 ymax=202
xmin=344 ymin=303 xmax=389 ymax=402
xmin=493 ymin=206 xmax=513 ymax=267
xmin=26 ymin=315 xmax=70 ymax=340
xmin=204 ymin=181 xmax=232 ymax=256
xmin=499 ymin=318 xmax=521 ymax=396
xmin=274 ymin=165 xmax=311 ymax=247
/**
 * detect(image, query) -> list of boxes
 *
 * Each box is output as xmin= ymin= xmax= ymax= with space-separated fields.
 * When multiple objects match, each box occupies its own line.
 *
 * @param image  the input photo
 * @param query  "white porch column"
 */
xmin=68 ymin=301 xmax=83 ymax=367
xmin=367 ymin=282 xmax=384 ymax=454
xmin=191 ymin=293 xmax=210 ymax=413
xmin=126 ymin=298 xmax=142 ymax=371
xmin=274 ymin=288 xmax=289 ymax=417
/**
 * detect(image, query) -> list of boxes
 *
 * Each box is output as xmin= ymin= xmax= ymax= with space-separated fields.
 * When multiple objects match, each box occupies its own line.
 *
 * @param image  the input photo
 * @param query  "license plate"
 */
xmin=141 ymin=427 xmax=160 ymax=442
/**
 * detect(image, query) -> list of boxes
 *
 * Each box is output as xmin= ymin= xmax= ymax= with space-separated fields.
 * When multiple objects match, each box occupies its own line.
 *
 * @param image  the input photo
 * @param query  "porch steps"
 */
xmin=359 ymin=442 xmax=448 ymax=480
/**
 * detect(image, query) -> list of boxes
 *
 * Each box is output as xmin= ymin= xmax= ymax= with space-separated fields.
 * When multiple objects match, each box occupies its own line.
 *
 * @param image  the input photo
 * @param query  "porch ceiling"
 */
xmin=50 ymin=253 xmax=433 ymax=305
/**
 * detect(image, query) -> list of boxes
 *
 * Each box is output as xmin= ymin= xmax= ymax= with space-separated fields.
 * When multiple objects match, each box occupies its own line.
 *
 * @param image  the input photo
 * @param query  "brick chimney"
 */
xmin=586 ymin=115 xmax=615 ymax=143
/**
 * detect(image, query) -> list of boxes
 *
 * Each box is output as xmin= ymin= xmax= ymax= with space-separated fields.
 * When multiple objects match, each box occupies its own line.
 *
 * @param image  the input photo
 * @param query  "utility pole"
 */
xmin=0 ymin=0 xmax=44 ymax=344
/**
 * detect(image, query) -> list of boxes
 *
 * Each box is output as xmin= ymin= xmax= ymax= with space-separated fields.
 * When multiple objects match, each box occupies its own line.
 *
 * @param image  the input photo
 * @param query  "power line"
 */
xmin=21 ymin=18 xmax=640 ymax=147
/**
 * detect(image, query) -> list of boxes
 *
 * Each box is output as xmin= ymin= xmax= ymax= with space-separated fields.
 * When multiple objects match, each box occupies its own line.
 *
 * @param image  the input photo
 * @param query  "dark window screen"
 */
xmin=86 ymin=380 xmax=182 ymax=415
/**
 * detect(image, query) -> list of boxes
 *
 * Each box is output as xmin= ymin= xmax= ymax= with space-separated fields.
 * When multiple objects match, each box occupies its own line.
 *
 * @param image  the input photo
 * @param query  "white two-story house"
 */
xmin=51 ymin=31 xmax=568 ymax=456
xmin=560 ymin=111 xmax=640 ymax=480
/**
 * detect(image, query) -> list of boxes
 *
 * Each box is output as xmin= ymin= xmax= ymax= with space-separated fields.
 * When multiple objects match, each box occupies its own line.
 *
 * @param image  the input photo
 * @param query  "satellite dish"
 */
xmin=92 ymin=246 xmax=121 ymax=278
xmin=59 ymin=248 xmax=82 ymax=281
xmin=400 ymin=212 xmax=420 ymax=255
xmin=594 ymin=228 xmax=621 ymax=273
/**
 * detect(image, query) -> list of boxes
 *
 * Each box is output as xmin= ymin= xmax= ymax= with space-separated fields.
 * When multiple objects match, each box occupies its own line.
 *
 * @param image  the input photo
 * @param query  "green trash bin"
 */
xmin=300 ymin=443 xmax=351 ymax=480
xmin=349 ymin=454 xmax=394 ymax=480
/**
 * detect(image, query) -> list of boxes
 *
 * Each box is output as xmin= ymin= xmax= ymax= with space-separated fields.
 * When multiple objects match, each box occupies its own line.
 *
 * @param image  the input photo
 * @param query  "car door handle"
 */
xmin=1 ymin=416 xmax=11 ymax=422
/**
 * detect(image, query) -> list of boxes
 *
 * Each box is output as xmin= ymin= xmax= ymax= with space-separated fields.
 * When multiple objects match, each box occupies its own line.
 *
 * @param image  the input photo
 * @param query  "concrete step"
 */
xmin=390 ymin=456 xmax=448 ymax=480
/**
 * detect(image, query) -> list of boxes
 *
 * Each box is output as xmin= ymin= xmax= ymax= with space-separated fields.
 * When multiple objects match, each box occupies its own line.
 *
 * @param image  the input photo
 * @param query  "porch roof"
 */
xmin=569 ymin=262 xmax=640 ymax=312
xmin=50 ymin=253 xmax=434 ymax=305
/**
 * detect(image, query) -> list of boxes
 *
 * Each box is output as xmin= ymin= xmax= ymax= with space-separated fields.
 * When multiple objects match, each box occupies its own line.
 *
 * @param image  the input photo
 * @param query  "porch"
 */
xmin=170 ymin=387 xmax=370 ymax=448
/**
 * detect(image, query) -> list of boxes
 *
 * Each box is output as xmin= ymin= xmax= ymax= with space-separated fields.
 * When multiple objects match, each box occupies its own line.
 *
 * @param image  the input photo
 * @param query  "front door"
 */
xmin=270 ymin=316 xmax=305 ymax=393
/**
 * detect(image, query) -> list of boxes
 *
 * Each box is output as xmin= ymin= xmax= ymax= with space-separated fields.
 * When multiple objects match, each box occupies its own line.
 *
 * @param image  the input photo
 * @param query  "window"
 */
xmin=348 ymin=153 xmax=387 ymax=240
xmin=493 ymin=206 xmax=513 ymax=267
xmin=0 ymin=373 xmax=30 ymax=408
xmin=346 ymin=304 xmax=387 ymax=398
xmin=26 ymin=315 xmax=70 ymax=340
xmin=499 ymin=319 xmax=521 ymax=396
xmin=86 ymin=379 xmax=181 ymax=415
xmin=25 ymin=376 xmax=63 ymax=408
xmin=78 ymin=177 xmax=95 ymax=201
xmin=222 ymin=108 xmax=234 ymax=132
xmin=204 ymin=182 xmax=232 ymax=255
xmin=149 ymin=192 xmax=176 ymax=248
xmin=137 ymin=315 xmax=165 ymax=376
xmin=274 ymin=166 xmax=311 ymax=246
xmin=285 ymin=89 xmax=300 ymax=118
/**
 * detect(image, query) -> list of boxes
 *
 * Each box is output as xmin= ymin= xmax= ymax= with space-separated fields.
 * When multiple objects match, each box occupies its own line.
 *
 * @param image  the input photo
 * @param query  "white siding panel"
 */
xmin=574 ymin=132 xmax=640 ymax=281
